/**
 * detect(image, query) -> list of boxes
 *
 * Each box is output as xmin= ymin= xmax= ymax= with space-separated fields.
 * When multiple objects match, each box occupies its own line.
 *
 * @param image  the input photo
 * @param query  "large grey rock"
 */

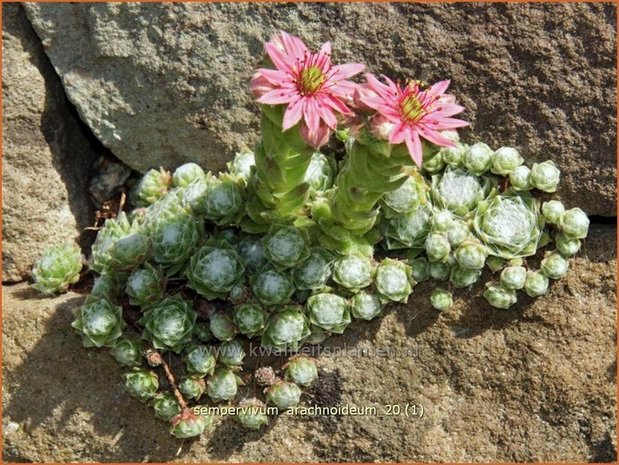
xmin=2 ymin=4 xmax=97 ymax=282
xmin=23 ymin=3 xmax=616 ymax=215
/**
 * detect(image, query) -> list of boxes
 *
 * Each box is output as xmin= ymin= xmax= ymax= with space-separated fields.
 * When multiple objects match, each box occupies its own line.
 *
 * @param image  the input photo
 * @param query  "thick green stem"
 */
xmin=243 ymin=105 xmax=315 ymax=232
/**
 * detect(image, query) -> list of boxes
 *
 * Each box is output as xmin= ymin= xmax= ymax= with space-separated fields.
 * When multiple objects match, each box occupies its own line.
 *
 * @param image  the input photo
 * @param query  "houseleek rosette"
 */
xmin=72 ymin=299 xmax=125 ymax=348
xmin=236 ymin=398 xmax=269 ymax=430
xmin=32 ymin=242 xmax=83 ymax=294
xmin=261 ymin=305 xmax=310 ymax=351
xmin=123 ymin=369 xmax=159 ymax=402
xmin=152 ymin=392 xmax=182 ymax=421
xmin=139 ymin=295 xmax=197 ymax=353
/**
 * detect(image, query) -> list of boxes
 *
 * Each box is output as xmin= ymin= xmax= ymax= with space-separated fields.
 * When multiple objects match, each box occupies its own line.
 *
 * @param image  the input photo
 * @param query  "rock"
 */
xmin=23 ymin=3 xmax=616 ymax=216
xmin=2 ymin=4 xmax=97 ymax=282
xmin=3 ymin=224 xmax=615 ymax=462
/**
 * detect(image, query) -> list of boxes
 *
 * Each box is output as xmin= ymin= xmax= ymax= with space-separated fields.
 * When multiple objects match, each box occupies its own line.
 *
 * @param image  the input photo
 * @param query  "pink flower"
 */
xmin=361 ymin=74 xmax=469 ymax=166
xmin=251 ymin=31 xmax=364 ymax=149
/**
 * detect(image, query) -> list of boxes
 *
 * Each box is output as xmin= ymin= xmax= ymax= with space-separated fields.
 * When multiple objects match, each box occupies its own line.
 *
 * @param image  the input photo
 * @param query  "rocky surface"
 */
xmin=3 ymin=224 xmax=616 ymax=462
xmin=23 ymin=2 xmax=616 ymax=216
xmin=2 ymin=4 xmax=97 ymax=282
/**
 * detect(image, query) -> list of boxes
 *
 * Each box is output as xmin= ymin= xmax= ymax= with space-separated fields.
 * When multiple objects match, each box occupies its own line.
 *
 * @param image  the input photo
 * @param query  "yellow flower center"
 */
xmin=400 ymin=94 xmax=425 ymax=122
xmin=300 ymin=66 xmax=325 ymax=94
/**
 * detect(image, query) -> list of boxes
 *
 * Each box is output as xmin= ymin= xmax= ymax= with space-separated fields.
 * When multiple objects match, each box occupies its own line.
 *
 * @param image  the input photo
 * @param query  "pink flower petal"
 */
xmin=282 ymin=97 xmax=304 ymax=130
xmin=257 ymin=68 xmax=290 ymax=86
xmin=428 ymin=79 xmax=450 ymax=96
xmin=265 ymin=42 xmax=295 ymax=73
xmin=316 ymin=99 xmax=338 ymax=129
xmin=423 ymin=117 xmax=469 ymax=130
xmin=388 ymin=121 xmax=411 ymax=145
xmin=257 ymin=88 xmax=297 ymax=105
xmin=304 ymin=98 xmax=321 ymax=133
xmin=300 ymin=121 xmax=331 ymax=149
xmin=329 ymin=63 xmax=365 ymax=82
xmin=405 ymin=131 xmax=423 ymax=167
xmin=323 ymin=95 xmax=353 ymax=116
xmin=420 ymin=128 xmax=456 ymax=147
xmin=279 ymin=31 xmax=308 ymax=61
xmin=365 ymin=73 xmax=394 ymax=101
xmin=328 ymin=81 xmax=360 ymax=100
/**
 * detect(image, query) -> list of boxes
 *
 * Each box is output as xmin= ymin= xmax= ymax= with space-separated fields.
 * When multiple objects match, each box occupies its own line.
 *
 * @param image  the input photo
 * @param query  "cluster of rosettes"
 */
xmin=32 ymin=135 xmax=588 ymax=439
xmin=380 ymin=138 xmax=589 ymax=310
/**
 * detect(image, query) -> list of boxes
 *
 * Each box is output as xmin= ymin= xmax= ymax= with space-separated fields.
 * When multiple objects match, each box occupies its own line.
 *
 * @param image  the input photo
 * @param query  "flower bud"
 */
xmin=555 ymin=233 xmax=582 ymax=256
xmin=110 ymin=337 xmax=143 ymax=367
xmin=491 ymin=147 xmax=523 ymax=175
xmin=500 ymin=266 xmax=527 ymax=290
xmin=430 ymin=288 xmax=453 ymax=311
xmin=351 ymin=292 xmax=384 ymax=321
xmin=261 ymin=306 xmax=310 ymax=350
xmin=173 ymin=163 xmax=205 ymax=188
xmin=455 ymin=239 xmax=487 ymax=270
xmin=409 ymin=257 xmax=430 ymax=283
xmin=541 ymin=251 xmax=569 ymax=280
xmin=138 ymin=296 xmax=197 ymax=353
xmin=185 ymin=345 xmax=216 ymax=376
xmin=170 ymin=409 xmax=213 ymax=439
xmin=375 ymin=258 xmax=415 ymax=303
xmin=284 ymin=356 xmax=318 ymax=387
xmin=333 ymin=254 xmax=374 ymax=291
xmin=559 ymin=208 xmax=589 ymax=239
xmin=263 ymin=226 xmax=310 ymax=270
xmin=152 ymin=392 xmax=181 ymax=421
xmin=292 ymin=248 xmax=334 ymax=290
xmin=483 ymin=282 xmax=517 ymax=309
xmin=32 ymin=242 xmax=83 ymax=295
xmin=429 ymin=260 xmax=451 ymax=281
xmin=425 ymin=233 xmax=451 ymax=262
xmin=219 ymin=340 xmax=246 ymax=366
xmin=72 ymin=299 xmax=125 ymax=348
xmin=266 ymin=381 xmax=302 ymax=410
xmin=125 ymin=264 xmax=165 ymax=307
xmin=523 ymin=270 xmax=549 ymax=297
xmin=464 ymin=142 xmax=493 ymax=175
xmin=307 ymin=293 xmax=351 ymax=334
xmin=251 ymin=268 xmax=294 ymax=306
xmin=450 ymin=265 xmax=482 ymax=288
xmin=237 ymin=398 xmax=269 ymax=430
xmin=369 ymin=114 xmax=395 ymax=141
xmin=541 ymin=200 xmax=565 ymax=225
xmin=509 ymin=165 xmax=532 ymax=191
xmin=179 ymin=376 xmax=206 ymax=400
xmin=123 ymin=369 xmax=159 ymax=402
xmin=530 ymin=161 xmax=560 ymax=193
xmin=207 ymin=367 xmax=240 ymax=402
xmin=209 ymin=311 xmax=238 ymax=342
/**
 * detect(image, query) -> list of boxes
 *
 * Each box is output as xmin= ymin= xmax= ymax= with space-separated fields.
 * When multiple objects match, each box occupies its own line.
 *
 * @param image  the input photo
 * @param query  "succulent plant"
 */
xmin=350 ymin=292 xmax=384 ymax=320
xmin=150 ymin=214 xmax=204 ymax=274
xmin=523 ymin=270 xmax=550 ymax=297
xmin=430 ymin=209 xmax=454 ymax=232
xmin=555 ymin=232 xmax=582 ymax=256
xmin=233 ymin=303 xmax=267 ymax=338
xmin=179 ymin=376 xmax=206 ymax=400
xmin=463 ymin=142 xmax=493 ymax=175
xmin=486 ymin=256 xmax=506 ymax=273
xmin=72 ymin=299 xmax=125 ymax=348
xmin=32 ymin=242 xmax=83 ymax=295
xmin=261 ymin=306 xmax=310 ymax=351
xmin=431 ymin=168 xmax=492 ymax=217
xmin=173 ymin=163 xmax=206 ymax=188
xmin=429 ymin=260 xmax=451 ymax=281
xmin=152 ymin=392 xmax=182 ymax=421
xmin=90 ymin=213 xmax=133 ymax=273
xmin=209 ymin=311 xmax=239 ymax=342
xmin=409 ymin=257 xmax=430 ymax=283
xmin=110 ymin=337 xmax=143 ymax=367
xmin=185 ymin=345 xmax=216 ymax=376
xmin=483 ymin=282 xmax=517 ymax=309
xmin=292 ymin=248 xmax=334 ymax=290
xmin=125 ymin=264 xmax=165 ymax=307
xmin=170 ymin=410 xmax=213 ymax=439
xmin=509 ymin=165 xmax=533 ymax=191
xmin=123 ymin=369 xmax=159 ymax=402
xmin=227 ymin=150 xmax=256 ymax=182
xmin=382 ymin=205 xmax=432 ymax=251
xmin=284 ymin=356 xmax=318 ymax=387
xmin=439 ymin=142 xmax=467 ymax=168
xmin=262 ymin=225 xmax=310 ymax=269
xmin=500 ymin=265 xmax=527 ymax=290
xmin=473 ymin=190 xmax=543 ymax=259
xmin=130 ymin=168 xmax=173 ymax=207
xmin=219 ymin=340 xmax=246 ymax=366
xmin=332 ymin=254 xmax=374 ymax=291
xmin=207 ymin=367 xmax=241 ymax=402
xmin=530 ymin=161 xmax=560 ymax=193
xmin=454 ymin=238 xmax=487 ymax=270
xmin=236 ymin=398 xmax=269 ymax=430
xmin=541 ymin=251 xmax=570 ymax=280
xmin=304 ymin=151 xmax=335 ymax=192
xmin=238 ymin=234 xmax=268 ymax=271
xmin=251 ymin=267 xmax=295 ymax=306
xmin=491 ymin=147 xmax=523 ymax=175
xmin=139 ymin=296 xmax=197 ymax=353
xmin=541 ymin=200 xmax=565 ymax=225
xmin=193 ymin=323 xmax=214 ymax=343
xmin=88 ymin=273 xmax=122 ymax=303
xmin=425 ymin=232 xmax=451 ymax=262
xmin=430 ymin=288 xmax=453 ymax=311
xmin=186 ymin=240 xmax=246 ymax=300
xmin=375 ymin=258 xmax=415 ymax=303
xmin=381 ymin=174 xmax=428 ymax=216
xmin=307 ymin=293 xmax=351 ymax=333
xmin=266 ymin=380 xmax=302 ymax=410
xmin=450 ymin=264 xmax=482 ymax=288
xmin=559 ymin=208 xmax=590 ymax=239
xmin=204 ymin=172 xmax=246 ymax=225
